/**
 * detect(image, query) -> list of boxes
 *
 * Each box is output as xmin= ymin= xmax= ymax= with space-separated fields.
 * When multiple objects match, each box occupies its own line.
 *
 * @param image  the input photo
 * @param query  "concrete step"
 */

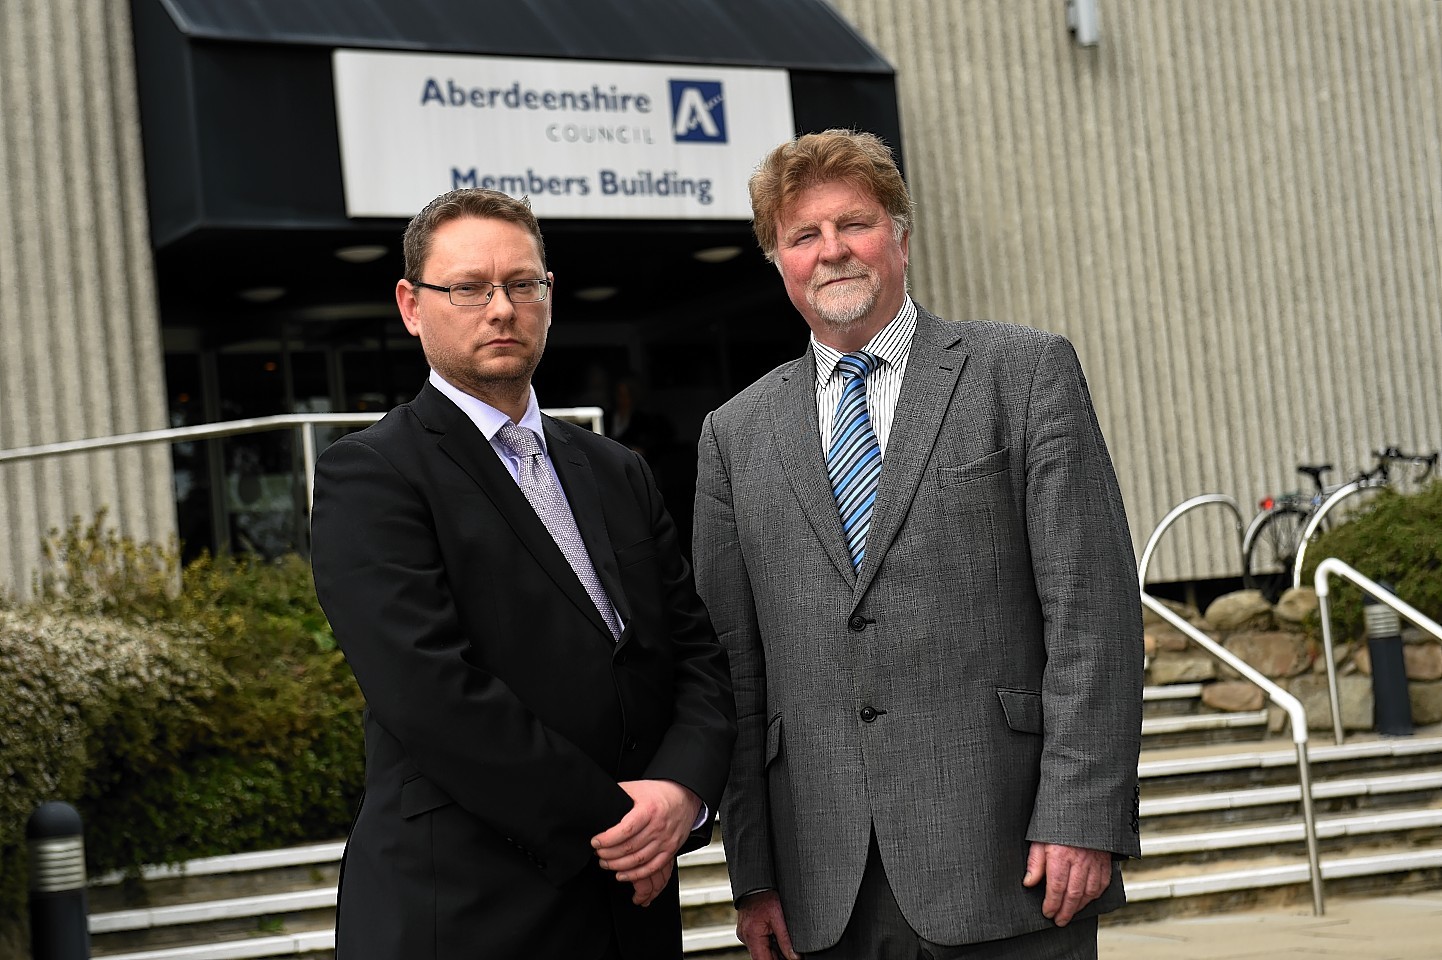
xmin=1140 ymin=709 xmax=1269 ymax=748
xmin=86 ymin=728 xmax=1442 ymax=957
xmin=1142 ymin=683 xmax=1205 ymax=717
xmin=90 ymin=840 xmax=730 ymax=959
xmin=96 ymin=930 xmax=334 ymax=960
xmin=91 ymin=888 xmax=336 ymax=956
xmin=1139 ymin=732 xmax=1442 ymax=798
xmin=1115 ymin=848 xmax=1442 ymax=924
xmin=682 ymin=848 xmax=1442 ymax=955
xmin=89 ymin=842 xmax=345 ymax=913
xmin=1133 ymin=803 xmax=1442 ymax=874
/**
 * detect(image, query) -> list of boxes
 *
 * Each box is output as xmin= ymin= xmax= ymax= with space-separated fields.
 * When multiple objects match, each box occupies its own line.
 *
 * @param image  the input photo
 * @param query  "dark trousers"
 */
xmin=806 ymin=834 xmax=1099 ymax=960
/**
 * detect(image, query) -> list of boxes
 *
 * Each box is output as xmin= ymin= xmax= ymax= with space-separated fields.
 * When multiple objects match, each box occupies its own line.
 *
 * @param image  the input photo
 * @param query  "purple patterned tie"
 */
xmin=497 ymin=422 xmax=622 ymax=640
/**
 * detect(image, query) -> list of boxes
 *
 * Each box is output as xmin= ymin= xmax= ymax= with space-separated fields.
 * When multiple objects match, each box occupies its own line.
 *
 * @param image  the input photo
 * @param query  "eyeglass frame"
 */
xmin=410 ymin=277 xmax=552 ymax=306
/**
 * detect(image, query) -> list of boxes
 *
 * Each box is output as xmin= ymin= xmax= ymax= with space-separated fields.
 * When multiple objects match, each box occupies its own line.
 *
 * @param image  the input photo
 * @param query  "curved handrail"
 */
xmin=1138 ymin=493 xmax=1246 ymax=587
xmin=1139 ymin=591 xmax=1324 ymax=915
xmin=1291 ymin=480 xmax=1374 ymax=591
xmin=1313 ymin=558 xmax=1442 ymax=746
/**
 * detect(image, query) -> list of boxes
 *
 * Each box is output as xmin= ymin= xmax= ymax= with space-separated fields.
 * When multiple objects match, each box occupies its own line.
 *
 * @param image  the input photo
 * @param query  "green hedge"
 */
xmin=0 ymin=517 xmax=363 ymax=942
xmin=1300 ymin=480 xmax=1442 ymax=637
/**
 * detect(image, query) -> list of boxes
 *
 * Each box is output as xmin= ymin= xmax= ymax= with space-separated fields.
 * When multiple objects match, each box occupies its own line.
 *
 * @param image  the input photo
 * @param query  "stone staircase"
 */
xmin=85 ymin=684 xmax=1442 ymax=959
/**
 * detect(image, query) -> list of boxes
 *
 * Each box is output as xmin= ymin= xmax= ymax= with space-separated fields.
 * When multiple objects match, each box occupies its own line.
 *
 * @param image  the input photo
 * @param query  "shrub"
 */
xmin=0 ymin=517 xmax=363 ymax=940
xmin=0 ymin=609 xmax=220 ymax=931
xmin=1300 ymin=481 xmax=1442 ymax=638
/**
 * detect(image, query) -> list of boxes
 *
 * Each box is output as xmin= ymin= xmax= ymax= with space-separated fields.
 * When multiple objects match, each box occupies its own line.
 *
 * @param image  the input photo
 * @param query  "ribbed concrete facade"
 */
xmin=828 ymin=0 xmax=1442 ymax=582
xmin=1 ymin=0 xmax=1438 ymax=591
xmin=0 ymin=0 xmax=174 ymax=597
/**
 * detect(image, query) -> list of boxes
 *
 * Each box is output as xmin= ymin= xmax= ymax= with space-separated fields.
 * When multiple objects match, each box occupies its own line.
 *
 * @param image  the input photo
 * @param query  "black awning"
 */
xmin=133 ymin=0 xmax=902 ymax=332
xmin=154 ymin=0 xmax=893 ymax=73
xmin=135 ymin=0 xmax=902 ymax=247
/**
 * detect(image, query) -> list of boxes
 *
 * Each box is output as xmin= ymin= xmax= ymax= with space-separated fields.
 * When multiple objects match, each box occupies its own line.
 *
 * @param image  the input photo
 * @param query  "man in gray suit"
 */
xmin=692 ymin=130 xmax=1143 ymax=959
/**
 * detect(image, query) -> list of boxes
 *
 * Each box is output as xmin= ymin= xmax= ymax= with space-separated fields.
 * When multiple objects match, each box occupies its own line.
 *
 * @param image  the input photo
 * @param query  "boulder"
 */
xmin=1204 ymin=590 xmax=1275 ymax=631
xmin=1287 ymin=673 xmax=1374 ymax=731
xmin=1145 ymin=624 xmax=1191 ymax=653
xmin=1149 ymin=651 xmax=1218 ymax=685
xmin=1201 ymin=680 xmax=1265 ymax=712
xmin=1142 ymin=596 xmax=1202 ymax=627
xmin=1221 ymin=630 xmax=1311 ymax=679
xmin=1409 ymin=681 xmax=1442 ymax=725
xmin=1273 ymin=587 xmax=1320 ymax=630
xmin=1404 ymin=642 xmax=1442 ymax=682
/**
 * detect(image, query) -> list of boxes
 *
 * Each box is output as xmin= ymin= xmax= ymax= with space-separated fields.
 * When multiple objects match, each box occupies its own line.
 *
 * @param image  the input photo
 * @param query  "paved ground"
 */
xmin=1099 ymin=891 xmax=1442 ymax=959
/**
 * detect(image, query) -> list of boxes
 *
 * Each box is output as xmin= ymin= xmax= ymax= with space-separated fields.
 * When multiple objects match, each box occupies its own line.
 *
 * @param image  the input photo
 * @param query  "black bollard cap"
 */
xmin=27 ymin=801 xmax=83 ymax=840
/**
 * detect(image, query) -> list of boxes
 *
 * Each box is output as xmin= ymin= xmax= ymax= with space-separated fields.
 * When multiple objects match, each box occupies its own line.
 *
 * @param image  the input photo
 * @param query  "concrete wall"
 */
xmin=3 ymin=0 xmax=1438 ymax=591
xmin=829 ymin=0 xmax=1442 ymax=581
xmin=0 ymin=0 xmax=175 ymax=597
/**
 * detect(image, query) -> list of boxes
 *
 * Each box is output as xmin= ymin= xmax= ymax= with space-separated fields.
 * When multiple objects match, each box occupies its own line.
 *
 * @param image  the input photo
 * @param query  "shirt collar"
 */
xmin=812 ymin=295 xmax=918 ymax=390
xmin=427 ymin=370 xmax=547 ymax=451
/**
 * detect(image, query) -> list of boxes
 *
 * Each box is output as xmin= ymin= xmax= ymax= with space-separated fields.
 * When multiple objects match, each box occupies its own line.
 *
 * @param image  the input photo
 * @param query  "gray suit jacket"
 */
xmin=693 ymin=309 xmax=1143 ymax=950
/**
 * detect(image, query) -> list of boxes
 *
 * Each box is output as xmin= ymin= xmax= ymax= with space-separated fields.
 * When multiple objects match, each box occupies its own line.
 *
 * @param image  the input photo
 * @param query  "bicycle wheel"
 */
xmin=1243 ymin=506 xmax=1308 ymax=603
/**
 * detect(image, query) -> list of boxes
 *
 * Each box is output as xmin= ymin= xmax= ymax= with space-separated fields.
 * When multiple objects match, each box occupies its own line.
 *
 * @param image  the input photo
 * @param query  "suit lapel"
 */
xmin=544 ymin=418 xmax=630 ymax=630
xmin=854 ymin=311 xmax=967 ymax=598
xmin=413 ymin=385 xmax=614 ymax=642
xmin=768 ymin=349 xmax=857 ymax=585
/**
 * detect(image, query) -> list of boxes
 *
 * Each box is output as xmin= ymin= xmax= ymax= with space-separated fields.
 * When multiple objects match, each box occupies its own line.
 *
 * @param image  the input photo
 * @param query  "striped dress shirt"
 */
xmin=812 ymin=296 xmax=918 ymax=455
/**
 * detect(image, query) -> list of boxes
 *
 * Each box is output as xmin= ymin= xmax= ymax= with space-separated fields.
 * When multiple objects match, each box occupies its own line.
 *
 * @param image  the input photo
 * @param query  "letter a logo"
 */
xmin=669 ymin=80 xmax=727 ymax=144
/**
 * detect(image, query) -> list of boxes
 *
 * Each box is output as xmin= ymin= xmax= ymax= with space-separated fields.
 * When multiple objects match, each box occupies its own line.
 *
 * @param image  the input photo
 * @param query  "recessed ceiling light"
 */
xmin=335 ymin=244 xmax=389 ymax=264
xmin=238 ymin=286 xmax=286 ymax=303
xmin=574 ymin=286 xmax=619 ymax=302
xmin=692 ymin=245 xmax=743 ymax=264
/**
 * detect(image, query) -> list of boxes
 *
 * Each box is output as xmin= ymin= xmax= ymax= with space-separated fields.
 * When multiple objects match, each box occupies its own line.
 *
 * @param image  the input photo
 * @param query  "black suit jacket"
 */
xmin=311 ymin=382 xmax=735 ymax=960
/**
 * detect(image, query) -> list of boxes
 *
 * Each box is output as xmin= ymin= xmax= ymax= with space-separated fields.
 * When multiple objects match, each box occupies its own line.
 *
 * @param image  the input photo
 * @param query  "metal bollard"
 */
xmin=26 ymin=802 xmax=91 ymax=960
xmin=1364 ymin=585 xmax=1413 ymax=737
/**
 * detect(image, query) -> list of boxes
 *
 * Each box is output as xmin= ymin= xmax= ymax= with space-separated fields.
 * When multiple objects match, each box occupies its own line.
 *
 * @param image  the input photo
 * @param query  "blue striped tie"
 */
xmin=827 ymin=352 xmax=883 ymax=570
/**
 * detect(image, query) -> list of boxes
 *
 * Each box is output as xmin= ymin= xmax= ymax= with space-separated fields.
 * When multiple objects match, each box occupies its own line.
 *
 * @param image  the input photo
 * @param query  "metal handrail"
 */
xmin=1138 ymin=493 xmax=1246 ymax=586
xmin=0 ymin=407 xmax=607 ymax=510
xmin=1139 ymin=592 xmax=1324 ymax=915
xmin=1290 ymin=480 xmax=1379 ymax=591
xmin=1313 ymin=558 xmax=1442 ymax=746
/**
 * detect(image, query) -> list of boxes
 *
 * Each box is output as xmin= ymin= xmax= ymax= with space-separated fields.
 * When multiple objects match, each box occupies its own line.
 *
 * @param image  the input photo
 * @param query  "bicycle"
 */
xmin=1242 ymin=446 xmax=1439 ymax=603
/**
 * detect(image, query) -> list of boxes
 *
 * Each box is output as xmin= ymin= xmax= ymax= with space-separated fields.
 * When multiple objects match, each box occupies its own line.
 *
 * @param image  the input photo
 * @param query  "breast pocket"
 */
xmin=936 ymin=447 xmax=1010 ymax=488
xmin=400 ymin=773 xmax=456 ymax=819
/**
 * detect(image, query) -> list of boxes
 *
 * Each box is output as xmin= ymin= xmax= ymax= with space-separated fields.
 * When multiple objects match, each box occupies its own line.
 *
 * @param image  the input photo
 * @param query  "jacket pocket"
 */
xmin=996 ymin=687 xmax=1043 ymax=734
xmin=937 ymin=447 xmax=1010 ymax=487
xmin=765 ymin=714 xmax=783 ymax=767
xmin=615 ymin=537 xmax=657 ymax=568
xmin=400 ymin=774 xmax=455 ymax=819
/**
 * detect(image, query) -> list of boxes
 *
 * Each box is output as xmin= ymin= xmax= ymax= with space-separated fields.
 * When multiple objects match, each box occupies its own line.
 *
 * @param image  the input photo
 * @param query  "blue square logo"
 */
xmin=669 ymin=80 xmax=727 ymax=143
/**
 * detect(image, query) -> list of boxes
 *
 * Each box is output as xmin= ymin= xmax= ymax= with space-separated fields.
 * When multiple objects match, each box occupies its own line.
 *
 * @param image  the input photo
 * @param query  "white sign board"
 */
xmin=332 ymin=49 xmax=794 ymax=220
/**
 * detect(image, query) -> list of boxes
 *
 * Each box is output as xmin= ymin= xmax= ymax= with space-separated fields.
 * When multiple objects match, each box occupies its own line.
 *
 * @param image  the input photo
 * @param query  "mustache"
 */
xmin=810 ymin=261 xmax=872 ymax=286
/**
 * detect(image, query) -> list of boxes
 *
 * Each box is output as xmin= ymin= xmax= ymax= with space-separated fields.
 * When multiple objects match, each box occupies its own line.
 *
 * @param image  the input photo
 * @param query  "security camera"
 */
xmin=1067 ymin=0 xmax=1101 ymax=47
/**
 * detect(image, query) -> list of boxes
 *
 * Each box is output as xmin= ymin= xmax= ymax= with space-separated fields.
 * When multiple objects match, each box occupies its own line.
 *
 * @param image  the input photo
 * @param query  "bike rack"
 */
xmin=1140 ymin=591 xmax=1324 ymax=915
xmin=1138 ymin=493 xmax=1246 ymax=586
xmin=1313 ymin=558 xmax=1442 ymax=746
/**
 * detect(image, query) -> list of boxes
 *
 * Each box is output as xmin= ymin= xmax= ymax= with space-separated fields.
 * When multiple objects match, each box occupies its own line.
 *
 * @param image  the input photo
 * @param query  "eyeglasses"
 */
xmin=411 ymin=278 xmax=551 ymax=306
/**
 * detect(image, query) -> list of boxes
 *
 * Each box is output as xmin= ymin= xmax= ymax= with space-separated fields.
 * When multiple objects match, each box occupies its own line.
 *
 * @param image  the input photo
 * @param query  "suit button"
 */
xmin=615 ymin=650 xmax=628 ymax=665
xmin=848 ymin=614 xmax=867 ymax=631
xmin=859 ymin=705 xmax=877 ymax=722
xmin=626 ymin=738 xmax=639 ymax=752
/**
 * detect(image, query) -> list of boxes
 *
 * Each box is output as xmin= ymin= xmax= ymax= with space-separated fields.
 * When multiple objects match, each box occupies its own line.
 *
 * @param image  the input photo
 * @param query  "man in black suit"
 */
xmin=311 ymin=188 xmax=735 ymax=960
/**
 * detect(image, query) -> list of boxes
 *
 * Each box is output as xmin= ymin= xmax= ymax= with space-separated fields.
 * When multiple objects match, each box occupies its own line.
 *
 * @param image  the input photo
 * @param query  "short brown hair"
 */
xmin=401 ymin=189 xmax=547 ymax=281
xmin=748 ymin=129 xmax=913 ymax=262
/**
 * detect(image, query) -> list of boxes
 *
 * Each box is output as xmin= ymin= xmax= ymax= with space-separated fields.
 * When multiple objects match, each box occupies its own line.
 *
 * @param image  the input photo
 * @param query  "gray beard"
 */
xmin=808 ymin=283 xmax=878 ymax=328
